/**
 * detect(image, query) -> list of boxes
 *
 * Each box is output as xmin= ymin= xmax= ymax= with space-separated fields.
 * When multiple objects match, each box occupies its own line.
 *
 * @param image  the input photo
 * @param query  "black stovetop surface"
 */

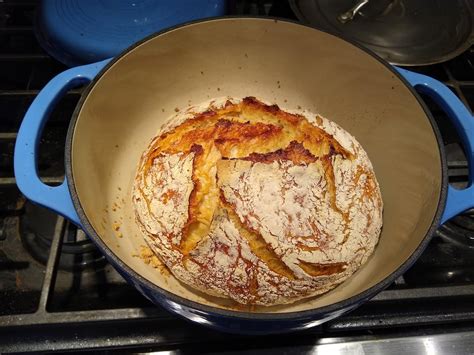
xmin=1 ymin=1 xmax=474 ymax=353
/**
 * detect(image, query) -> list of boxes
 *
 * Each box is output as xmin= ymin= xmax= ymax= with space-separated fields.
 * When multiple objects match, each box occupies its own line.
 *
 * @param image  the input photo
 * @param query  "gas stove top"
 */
xmin=1 ymin=1 xmax=474 ymax=353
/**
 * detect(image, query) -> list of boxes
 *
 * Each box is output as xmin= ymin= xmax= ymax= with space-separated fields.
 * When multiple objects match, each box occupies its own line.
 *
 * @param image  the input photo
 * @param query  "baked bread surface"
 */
xmin=133 ymin=97 xmax=383 ymax=306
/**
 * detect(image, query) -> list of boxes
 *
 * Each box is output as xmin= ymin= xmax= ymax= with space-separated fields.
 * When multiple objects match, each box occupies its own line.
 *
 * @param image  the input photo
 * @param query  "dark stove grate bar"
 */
xmin=4 ymin=221 xmax=474 ymax=330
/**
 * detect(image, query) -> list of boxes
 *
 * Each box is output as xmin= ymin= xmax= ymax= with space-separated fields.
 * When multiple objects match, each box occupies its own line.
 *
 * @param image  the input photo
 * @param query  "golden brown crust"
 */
xmin=133 ymin=97 xmax=383 ymax=306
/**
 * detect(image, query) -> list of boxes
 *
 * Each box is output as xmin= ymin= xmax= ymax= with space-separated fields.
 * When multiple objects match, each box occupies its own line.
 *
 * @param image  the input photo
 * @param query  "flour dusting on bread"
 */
xmin=133 ymin=97 xmax=383 ymax=306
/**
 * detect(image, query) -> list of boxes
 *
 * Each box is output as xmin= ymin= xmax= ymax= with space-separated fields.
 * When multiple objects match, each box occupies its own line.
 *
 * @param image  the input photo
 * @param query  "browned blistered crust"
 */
xmin=133 ymin=97 xmax=383 ymax=306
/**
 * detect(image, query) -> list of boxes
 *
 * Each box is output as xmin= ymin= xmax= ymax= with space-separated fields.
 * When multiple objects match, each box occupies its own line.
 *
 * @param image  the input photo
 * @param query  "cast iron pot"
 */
xmin=14 ymin=18 xmax=474 ymax=334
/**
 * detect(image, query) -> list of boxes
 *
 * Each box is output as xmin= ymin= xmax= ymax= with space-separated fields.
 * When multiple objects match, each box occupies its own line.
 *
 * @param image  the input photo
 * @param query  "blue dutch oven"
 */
xmin=14 ymin=18 xmax=474 ymax=333
xmin=35 ymin=0 xmax=227 ymax=66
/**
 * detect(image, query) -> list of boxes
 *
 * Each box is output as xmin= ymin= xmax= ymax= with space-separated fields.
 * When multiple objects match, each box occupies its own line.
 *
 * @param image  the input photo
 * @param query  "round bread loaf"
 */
xmin=133 ymin=97 xmax=383 ymax=306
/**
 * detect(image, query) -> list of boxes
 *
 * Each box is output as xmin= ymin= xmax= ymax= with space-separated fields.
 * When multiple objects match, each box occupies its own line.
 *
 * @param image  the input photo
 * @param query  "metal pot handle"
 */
xmin=338 ymin=0 xmax=370 ymax=23
xmin=14 ymin=59 xmax=111 ymax=226
xmin=397 ymin=67 xmax=474 ymax=224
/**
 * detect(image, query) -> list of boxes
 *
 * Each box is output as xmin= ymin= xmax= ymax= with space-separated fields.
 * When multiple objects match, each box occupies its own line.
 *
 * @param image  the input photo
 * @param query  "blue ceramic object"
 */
xmin=35 ymin=0 xmax=226 ymax=66
xmin=397 ymin=68 xmax=474 ymax=224
xmin=14 ymin=59 xmax=111 ymax=226
xmin=13 ymin=19 xmax=474 ymax=333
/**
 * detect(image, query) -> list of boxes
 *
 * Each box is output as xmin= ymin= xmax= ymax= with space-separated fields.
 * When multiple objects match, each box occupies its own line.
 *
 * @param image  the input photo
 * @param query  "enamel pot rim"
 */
xmin=65 ymin=16 xmax=447 ymax=321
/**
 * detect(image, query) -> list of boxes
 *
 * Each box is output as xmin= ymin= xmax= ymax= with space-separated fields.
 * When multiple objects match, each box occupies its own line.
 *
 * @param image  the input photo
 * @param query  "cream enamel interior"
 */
xmin=71 ymin=18 xmax=442 ymax=313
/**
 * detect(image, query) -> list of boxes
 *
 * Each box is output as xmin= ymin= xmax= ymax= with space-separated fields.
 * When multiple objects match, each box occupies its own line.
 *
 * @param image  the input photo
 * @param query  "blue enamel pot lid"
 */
xmin=35 ymin=0 xmax=227 ymax=67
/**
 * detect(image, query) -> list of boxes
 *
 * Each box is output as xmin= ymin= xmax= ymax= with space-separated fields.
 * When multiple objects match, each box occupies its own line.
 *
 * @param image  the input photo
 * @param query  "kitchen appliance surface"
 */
xmin=2 ymin=1 xmax=474 ymax=353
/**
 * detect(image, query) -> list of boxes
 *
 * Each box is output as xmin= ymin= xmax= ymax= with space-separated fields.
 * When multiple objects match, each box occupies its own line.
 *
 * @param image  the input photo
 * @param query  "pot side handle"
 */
xmin=14 ymin=59 xmax=111 ymax=226
xmin=397 ymin=67 xmax=474 ymax=224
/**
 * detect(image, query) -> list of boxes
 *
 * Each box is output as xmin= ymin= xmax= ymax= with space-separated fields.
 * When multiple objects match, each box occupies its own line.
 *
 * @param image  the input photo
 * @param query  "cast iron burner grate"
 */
xmin=21 ymin=202 xmax=107 ymax=271
xmin=2 ymin=1 xmax=474 ymax=353
xmin=438 ymin=209 xmax=474 ymax=249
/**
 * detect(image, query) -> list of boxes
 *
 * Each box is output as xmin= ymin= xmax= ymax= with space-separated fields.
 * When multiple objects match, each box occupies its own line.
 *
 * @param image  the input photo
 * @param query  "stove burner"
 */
xmin=20 ymin=202 xmax=106 ymax=271
xmin=437 ymin=210 xmax=474 ymax=249
xmin=404 ymin=235 xmax=474 ymax=285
